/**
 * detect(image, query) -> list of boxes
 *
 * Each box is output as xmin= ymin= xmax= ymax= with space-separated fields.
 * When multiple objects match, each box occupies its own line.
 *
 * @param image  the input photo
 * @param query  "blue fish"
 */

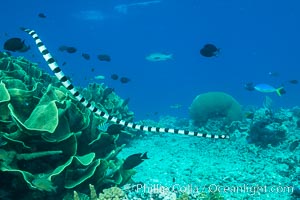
xmin=254 ymin=84 xmax=286 ymax=96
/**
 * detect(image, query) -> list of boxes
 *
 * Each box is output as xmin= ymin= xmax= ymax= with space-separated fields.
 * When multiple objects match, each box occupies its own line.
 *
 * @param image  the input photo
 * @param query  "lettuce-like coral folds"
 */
xmin=0 ymin=54 xmax=135 ymax=199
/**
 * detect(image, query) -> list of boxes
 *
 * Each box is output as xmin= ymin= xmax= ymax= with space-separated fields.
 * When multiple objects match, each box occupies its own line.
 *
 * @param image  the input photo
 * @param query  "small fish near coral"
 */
xmin=244 ymin=82 xmax=286 ymax=96
xmin=110 ymin=74 xmax=131 ymax=84
xmin=199 ymin=43 xmax=220 ymax=57
xmin=122 ymin=152 xmax=149 ymax=170
xmin=3 ymin=37 xmax=30 ymax=52
xmin=145 ymin=52 xmax=173 ymax=61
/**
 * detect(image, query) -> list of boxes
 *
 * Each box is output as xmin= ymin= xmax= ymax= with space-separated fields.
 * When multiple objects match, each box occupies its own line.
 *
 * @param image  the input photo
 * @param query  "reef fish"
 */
xmin=244 ymin=82 xmax=255 ymax=91
xmin=94 ymin=75 xmax=105 ymax=80
xmin=120 ymin=77 xmax=130 ymax=84
xmin=97 ymin=54 xmax=111 ymax=62
xmin=110 ymin=74 xmax=119 ymax=80
xmin=253 ymin=83 xmax=286 ymax=96
xmin=146 ymin=52 xmax=173 ymax=61
xmin=289 ymin=79 xmax=298 ymax=84
xmin=170 ymin=104 xmax=182 ymax=109
xmin=38 ymin=13 xmax=47 ymax=18
xmin=3 ymin=37 xmax=30 ymax=52
xmin=58 ymin=45 xmax=77 ymax=53
xmin=123 ymin=152 xmax=148 ymax=170
xmin=200 ymin=44 xmax=220 ymax=57
xmin=115 ymin=0 xmax=161 ymax=14
xmin=82 ymin=53 xmax=90 ymax=60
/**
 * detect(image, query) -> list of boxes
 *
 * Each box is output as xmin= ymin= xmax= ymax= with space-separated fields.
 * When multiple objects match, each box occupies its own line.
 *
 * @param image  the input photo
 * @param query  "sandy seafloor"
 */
xmin=118 ymin=113 xmax=299 ymax=200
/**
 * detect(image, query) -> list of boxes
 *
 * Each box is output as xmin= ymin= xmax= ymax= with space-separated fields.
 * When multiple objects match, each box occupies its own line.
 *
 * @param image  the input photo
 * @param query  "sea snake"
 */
xmin=21 ymin=27 xmax=229 ymax=139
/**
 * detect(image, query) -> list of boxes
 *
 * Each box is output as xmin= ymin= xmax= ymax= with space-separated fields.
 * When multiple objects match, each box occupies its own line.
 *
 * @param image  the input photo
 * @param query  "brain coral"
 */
xmin=189 ymin=92 xmax=242 ymax=126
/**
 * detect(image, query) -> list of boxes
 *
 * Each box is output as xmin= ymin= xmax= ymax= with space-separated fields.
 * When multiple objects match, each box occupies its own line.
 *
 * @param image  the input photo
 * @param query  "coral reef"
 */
xmin=0 ymin=53 xmax=135 ymax=199
xmin=245 ymin=107 xmax=291 ymax=148
xmin=189 ymin=92 xmax=242 ymax=127
xmin=247 ymin=119 xmax=287 ymax=148
xmin=98 ymin=186 xmax=128 ymax=200
xmin=72 ymin=184 xmax=127 ymax=200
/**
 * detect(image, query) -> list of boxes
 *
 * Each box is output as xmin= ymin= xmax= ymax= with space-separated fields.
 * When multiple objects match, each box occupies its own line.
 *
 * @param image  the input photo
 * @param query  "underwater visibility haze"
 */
xmin=0 ymin=0 xmax=300 ymax=199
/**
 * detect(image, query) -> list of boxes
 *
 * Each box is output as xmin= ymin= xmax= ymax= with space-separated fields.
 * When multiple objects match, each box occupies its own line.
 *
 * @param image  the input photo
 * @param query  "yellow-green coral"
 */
xmin=72 ymin=185 xmax=127 ymax=200
xmin=98 ymin=186 xmax=127 ymax=200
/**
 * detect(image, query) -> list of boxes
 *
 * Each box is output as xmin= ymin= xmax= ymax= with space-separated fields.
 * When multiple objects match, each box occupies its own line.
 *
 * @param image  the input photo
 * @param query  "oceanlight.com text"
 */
xmin=208 ymin=184 xmax=293 ymax=196
xmin=131 ymin=183 xmax=293 ymax=196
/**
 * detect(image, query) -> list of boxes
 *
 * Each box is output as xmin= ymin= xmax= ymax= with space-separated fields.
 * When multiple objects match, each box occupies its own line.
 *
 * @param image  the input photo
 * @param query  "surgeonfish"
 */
xmin=200 ymin=43 xmax=220 ymax=57
xmin=122 ymin=152 xmax=149 ymax=170
xmin=145 ymin=52 xmax=173 ymax=62
xmin=3 ymin=38 xmax=30 ymax=52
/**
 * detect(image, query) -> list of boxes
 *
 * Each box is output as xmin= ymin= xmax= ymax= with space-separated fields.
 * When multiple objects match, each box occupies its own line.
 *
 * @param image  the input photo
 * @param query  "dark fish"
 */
xmin=106 ymin=124 xmax=124 ymax=135
xmin=97 ymin=54 xmax=111 ymax=62
xmin=289 ymin=80 xmax=298 ymax=84
xmin=38 ymin=13 xmax=46 ymax=18
xmin=91 ymin=67 xmax=95 ymax=72
xmin=82 ymin=53 xmax=90 ymax=60
xmin=4 ymin=37 xmax=30 ymax=52
xmin=244 ymin=82 xmax=255 ymax=91
xmin=123 ymin=152 xmax=148 ymax=170
xmin=200 ymin=43 xmax=220 ymax=57
xmin=62 ymin=62 xmax=67 ymax=66
xmin=120 ymin=77 xmax=130 ymax=84
xmin=111 ymin=74 xmax=119 ymax=80
xmin=58 ymin=45 xmax=77 ymax=53
xmin=66 ymin=47 xmax=77 ymax=53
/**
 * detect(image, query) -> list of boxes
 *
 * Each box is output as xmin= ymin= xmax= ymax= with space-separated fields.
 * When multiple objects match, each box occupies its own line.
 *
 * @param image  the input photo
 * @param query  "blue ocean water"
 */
xmin=1 ymin=0 xmax=300 ymax=121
